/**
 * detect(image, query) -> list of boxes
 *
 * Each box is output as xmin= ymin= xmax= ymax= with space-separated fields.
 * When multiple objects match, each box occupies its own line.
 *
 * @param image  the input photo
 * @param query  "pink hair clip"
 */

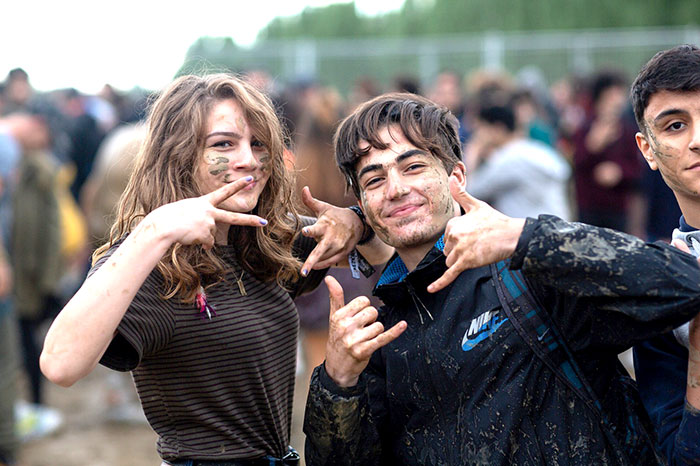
xmin=195 ymin=286 xmax=216 ymax=320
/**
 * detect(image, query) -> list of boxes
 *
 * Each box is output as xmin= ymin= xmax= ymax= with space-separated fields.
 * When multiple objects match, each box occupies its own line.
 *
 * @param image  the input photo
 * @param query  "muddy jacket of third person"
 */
xmin=304 ymin=215 xmax=700 ymax=466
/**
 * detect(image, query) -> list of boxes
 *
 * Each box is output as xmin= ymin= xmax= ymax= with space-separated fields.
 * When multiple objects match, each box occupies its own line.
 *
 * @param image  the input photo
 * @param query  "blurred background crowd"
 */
xmin=1 ymin=0 xmax=699 ymax=464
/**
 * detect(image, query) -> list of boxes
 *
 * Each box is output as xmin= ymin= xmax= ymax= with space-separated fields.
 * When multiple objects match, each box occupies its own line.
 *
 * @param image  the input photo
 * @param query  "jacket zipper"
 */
xmin=405 ymin=279 xmax=453 ymax=465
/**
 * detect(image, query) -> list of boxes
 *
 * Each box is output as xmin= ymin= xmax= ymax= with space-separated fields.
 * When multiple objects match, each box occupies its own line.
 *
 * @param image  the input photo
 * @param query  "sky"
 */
xmin=1 ymin=0 xmax=404 ymax=95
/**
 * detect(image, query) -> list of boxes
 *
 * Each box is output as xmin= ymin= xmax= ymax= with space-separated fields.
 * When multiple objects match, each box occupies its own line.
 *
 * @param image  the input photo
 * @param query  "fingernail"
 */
xmin=245 ymin=175 xmax=253 ymax=181
xmin=301 ymin=269 xmax=308 ymax=276
xmin=259 ymin=219 xmax=268 ymax=225
xmin=302 ymin=227 xmax=309 ymax=235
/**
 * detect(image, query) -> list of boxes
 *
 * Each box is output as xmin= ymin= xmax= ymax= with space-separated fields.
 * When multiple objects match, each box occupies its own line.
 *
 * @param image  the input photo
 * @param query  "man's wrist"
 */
xmin=321 ymin=362 xmax=363 ymax=394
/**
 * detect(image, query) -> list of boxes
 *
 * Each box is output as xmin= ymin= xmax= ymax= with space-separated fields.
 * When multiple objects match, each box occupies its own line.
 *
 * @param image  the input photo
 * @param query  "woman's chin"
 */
xmin=220 ymin=197 xmax=257 ymax=214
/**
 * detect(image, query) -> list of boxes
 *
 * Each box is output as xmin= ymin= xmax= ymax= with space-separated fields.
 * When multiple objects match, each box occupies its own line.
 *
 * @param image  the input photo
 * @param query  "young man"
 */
xmin=303 ymin=92 xmax=700 ymax=465
xmin=632 ymin=44 xmax=700 ymax=464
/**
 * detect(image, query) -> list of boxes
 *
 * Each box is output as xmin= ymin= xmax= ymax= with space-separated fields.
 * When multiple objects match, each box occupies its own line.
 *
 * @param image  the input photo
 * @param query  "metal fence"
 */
xmin=189 ymin=26 xmax=700 ymax=93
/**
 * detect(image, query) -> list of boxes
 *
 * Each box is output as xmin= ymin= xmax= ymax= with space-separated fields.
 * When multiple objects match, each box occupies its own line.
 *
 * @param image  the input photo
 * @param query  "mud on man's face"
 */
xmin=356 ymin=125 xmax=461 ymax=251
xmin=636 ymin=89 xmax=700 ymax=200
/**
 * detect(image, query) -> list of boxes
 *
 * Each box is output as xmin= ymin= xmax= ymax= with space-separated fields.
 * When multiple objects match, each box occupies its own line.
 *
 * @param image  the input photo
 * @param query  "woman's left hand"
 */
xmin=299 ymin=186 xmax=363 ymax=275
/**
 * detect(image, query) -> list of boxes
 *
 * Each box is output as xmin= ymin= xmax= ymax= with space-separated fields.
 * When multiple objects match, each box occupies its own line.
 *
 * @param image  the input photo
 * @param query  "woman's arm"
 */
xmin=297 ymin=186 xmax=393 ymax=276
xmin=40 ymin=178 xmax=267 ymax=386
xmin=40 ymin=219 xmax=173 ymax=386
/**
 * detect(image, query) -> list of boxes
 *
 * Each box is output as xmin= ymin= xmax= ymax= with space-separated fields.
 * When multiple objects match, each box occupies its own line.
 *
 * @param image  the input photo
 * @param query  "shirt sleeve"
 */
xmin=91 ymin=242 xmax=177 ymax=372
xmin=511 ymin=215 xmax=700 ymax=352
xmin=304 ymin=358 xmax=386 ymax=466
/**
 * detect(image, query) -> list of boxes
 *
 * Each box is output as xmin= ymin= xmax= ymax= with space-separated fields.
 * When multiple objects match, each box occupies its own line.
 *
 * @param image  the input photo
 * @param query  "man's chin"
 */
xmin=383 ymin=228 xmax=441 ymax=250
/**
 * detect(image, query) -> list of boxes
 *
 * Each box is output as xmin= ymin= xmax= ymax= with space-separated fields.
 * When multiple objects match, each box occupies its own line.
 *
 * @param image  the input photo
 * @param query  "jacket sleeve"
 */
xmin=510 ymin=215 xmax=700 ymax=351
xmin=634 ymin=335 xmax=700 ymax=465
xmin=303 ymin=361 xmax=386 ymax=466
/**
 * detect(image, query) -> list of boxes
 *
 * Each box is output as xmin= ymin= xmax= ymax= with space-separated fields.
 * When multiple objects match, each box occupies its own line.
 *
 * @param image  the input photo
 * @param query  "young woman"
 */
xmin=40 ymin=74 xmax=386 ymax=465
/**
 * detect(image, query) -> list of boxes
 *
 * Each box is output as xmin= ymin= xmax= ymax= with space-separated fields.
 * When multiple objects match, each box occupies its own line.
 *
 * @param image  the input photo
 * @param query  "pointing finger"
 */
xmin=212 ymin=209 xmax=268 ymax=227
xmin=427 ymin=264 xmax=462 ymax=293
xmin=301 ymin=240 xmax=329 ymax=276
xmin=206 ymin=176 xmax=255 ymax=206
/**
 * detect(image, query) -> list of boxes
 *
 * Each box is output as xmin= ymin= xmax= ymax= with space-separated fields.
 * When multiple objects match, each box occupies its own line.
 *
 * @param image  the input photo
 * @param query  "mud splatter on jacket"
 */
xmin=304 ymin=215 xmax=700 ymax=465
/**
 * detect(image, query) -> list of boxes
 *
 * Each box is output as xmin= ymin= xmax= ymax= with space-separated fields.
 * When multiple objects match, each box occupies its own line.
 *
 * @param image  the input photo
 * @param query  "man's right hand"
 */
xmin=323 ymin=276 xmax=407 ymax=388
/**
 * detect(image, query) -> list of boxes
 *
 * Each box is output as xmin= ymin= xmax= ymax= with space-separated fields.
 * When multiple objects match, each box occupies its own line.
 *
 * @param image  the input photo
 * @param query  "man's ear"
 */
xmin=450 ymin=161 xmax=467 ymax=189
xmin=636 ymin=131 xmax=658 ymax=171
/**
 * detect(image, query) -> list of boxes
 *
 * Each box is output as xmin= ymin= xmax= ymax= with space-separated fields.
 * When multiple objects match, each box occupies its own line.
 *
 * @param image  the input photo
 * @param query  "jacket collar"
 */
xmin=376 ymin=234 xmax=445 ymax=288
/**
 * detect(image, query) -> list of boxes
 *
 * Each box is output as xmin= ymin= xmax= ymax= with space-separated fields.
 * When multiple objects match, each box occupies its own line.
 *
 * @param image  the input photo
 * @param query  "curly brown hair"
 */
xmin=94 ymin=74 xmax=302 ymax=301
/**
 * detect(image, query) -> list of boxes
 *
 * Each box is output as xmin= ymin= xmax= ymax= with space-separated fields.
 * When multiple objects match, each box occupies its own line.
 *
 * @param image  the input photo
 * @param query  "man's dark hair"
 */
xmin=477 ymin=102 xmax=516 ymax=132
xmin=334 ymin=92 xmax=462 ymax=198
xmin=631 ymin=44 xmax=700 ymax=135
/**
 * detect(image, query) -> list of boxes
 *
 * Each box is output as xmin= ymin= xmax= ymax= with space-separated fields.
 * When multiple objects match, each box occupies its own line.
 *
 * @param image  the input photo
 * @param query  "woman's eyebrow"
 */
xmin=206 ymin=131 xmax=242 ymax=140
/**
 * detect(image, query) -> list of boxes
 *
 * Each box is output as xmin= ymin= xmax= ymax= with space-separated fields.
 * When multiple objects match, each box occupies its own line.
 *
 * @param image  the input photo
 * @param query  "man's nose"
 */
xmin=385 ymin=170 xmax=409 ymax=199
xmin=691 ymin=117 xmax=700 ymax=153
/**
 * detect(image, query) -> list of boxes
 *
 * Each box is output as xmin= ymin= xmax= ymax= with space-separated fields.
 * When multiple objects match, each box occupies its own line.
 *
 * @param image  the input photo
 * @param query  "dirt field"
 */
xmin=17 ymin=364 xmax=310 ymax=466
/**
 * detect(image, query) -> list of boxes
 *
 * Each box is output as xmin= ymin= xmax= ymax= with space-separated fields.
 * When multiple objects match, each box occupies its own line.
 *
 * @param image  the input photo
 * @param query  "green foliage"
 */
xmin=257 ymin=0 xmax=700 ymax=39
xmin=175 ymin=1 xmax=700 ymax=95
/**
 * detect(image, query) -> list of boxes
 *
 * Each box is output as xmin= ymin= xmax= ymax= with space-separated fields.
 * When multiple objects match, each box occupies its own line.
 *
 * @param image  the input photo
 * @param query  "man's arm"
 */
xmin=304 ymin=363 xmax=385 ymax=466
xmin=303 ymin=276 xmax=400 ymax=466
xmin=431 ymin=176 xmax=700 ymax=342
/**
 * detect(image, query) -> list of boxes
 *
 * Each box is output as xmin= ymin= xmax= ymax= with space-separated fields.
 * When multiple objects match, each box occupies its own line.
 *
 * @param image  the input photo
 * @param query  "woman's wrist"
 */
xmin=347 ymin=205 xmax=375 ymax=245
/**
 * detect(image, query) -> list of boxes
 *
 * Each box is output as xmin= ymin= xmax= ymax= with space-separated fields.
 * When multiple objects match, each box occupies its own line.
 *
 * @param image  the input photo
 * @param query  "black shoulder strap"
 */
xmin=490 ymin=261 xmax=629 ymax=465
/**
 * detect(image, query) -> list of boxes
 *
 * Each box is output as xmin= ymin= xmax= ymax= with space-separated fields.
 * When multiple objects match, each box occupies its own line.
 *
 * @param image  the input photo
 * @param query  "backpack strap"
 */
xmin=490 ymin=261 xmax=630 ymax=465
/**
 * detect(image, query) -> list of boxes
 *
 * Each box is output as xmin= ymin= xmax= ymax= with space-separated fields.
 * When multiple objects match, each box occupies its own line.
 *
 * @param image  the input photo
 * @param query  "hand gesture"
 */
xmin=299 ymin=186 xmax=363 ymax=275
xmin=427 ymin=176 xmax=525 ymax=293
xmin=142 ymin=176 xmax=268 ymax=249
xmin=324 ymin=276 xmax=407 ymax=387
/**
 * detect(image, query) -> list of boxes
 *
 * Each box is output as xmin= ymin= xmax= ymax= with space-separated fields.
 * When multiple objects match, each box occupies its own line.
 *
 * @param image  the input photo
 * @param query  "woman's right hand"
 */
xmin=140 ymin=176 xmax=269 ymax=249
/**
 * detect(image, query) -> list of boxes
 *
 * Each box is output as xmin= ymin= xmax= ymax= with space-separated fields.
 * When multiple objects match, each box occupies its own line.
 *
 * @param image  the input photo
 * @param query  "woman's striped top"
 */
xmin=96 ymin=226 xmax=325 ymax=462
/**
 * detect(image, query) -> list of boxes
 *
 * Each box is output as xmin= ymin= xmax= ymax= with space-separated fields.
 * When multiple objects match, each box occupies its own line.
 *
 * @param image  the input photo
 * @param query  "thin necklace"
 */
xmin=236 ymin=269 xmax=247 ymax=296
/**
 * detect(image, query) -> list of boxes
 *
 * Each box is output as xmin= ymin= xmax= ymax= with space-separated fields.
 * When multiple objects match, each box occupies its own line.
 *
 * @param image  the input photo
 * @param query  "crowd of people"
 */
xmin=0 ymin=43 xmax=697 ymax=465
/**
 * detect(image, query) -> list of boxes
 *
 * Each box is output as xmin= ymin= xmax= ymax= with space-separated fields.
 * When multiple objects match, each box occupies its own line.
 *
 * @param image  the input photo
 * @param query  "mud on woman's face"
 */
xmin=196 ymin=98 xmax=272 ymax=212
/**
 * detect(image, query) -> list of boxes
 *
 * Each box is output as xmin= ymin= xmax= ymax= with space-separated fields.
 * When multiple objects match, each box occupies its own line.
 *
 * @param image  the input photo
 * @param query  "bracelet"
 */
xmin=348 ymin=205 xmax=375 ymax=245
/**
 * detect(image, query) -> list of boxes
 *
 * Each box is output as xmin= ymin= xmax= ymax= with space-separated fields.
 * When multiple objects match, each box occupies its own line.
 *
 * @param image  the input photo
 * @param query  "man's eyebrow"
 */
xmin=653 ymin=108 xmax=688 ymax=124
xmin=357 ymin=149 xmax=427 ymax=180
xmin=206 ymin=131 xmax=242 ymax=140
xmin=396 ymin=149 xmax=428 ymax=163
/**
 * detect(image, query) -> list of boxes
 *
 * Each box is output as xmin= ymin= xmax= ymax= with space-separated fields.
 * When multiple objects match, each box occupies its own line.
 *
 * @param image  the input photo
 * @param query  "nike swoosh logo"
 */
xmin=462 ymin=317 xmax=508 ymax=351
xmin=537 ymin=328 xmax=550 ymax=341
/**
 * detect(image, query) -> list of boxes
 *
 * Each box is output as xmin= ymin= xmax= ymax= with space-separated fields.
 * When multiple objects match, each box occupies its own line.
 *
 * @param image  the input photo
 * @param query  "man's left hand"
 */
xmin=428 ymin=176 xmax=525 ymax=293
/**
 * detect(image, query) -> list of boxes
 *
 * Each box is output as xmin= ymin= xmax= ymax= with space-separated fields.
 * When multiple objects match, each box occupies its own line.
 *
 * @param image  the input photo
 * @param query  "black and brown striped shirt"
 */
xmin=96 ymin=225 xmax=325 ymax=462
